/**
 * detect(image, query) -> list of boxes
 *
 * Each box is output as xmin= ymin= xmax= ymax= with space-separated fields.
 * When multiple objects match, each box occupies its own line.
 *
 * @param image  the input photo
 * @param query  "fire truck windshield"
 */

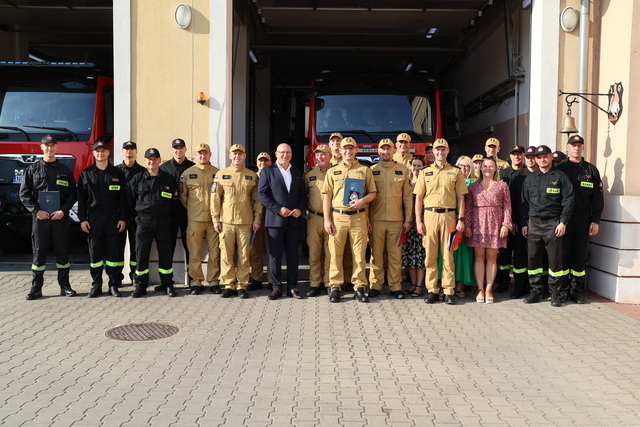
xmin=0 ymin=83 xmax=96 ymax=138
xmin=315 ymin=94 xmax=433 ymax=137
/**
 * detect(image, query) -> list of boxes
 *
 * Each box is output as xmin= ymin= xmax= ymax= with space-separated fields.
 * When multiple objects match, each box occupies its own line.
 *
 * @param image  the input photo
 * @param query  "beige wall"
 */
xmin=131 ymin=0 xmax=210 ymax=160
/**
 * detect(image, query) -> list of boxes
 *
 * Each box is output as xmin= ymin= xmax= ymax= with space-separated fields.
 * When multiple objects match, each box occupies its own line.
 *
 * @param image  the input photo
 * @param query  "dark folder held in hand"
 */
xmin=39 ymin=191 xmax=60 ymax=214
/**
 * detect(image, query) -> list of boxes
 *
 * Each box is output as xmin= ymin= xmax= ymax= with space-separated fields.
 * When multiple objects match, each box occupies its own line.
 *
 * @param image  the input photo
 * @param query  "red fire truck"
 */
xmin=304 ymin=72 xmax=460 ymax=167
xmin=0 ymin=62 xmax=114 ymax=252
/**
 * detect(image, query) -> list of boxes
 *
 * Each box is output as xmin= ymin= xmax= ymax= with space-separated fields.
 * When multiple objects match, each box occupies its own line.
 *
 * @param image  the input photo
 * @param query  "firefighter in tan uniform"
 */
xmin=322 ymin=137 xmax=377 ymax=303
xmin=249 ymin=152 xmax=272 ymax=290
xmin=485 ymin=138 xmax=510 ymax=171
xmin=305 ymin=144 xmax=332 ymax=297
xmin=368 ymin=138 xmax=413 ymax=299
xmin=179 ymin=143 xmax=221 ymax=295
xmin=328 ymin=132 xmax=344 ymax=165
xmin=393 ymin=132 xmax=414 ymax=169
xmin=211 ymin=144 xmax=263 ymax=299
xmin=414 ymin=138 xmax=467 ymax=305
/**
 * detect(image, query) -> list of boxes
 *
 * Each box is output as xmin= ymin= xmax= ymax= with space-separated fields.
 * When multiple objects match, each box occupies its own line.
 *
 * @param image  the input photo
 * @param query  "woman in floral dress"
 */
xmin=464 ymin=157 xmax=512 ymax=303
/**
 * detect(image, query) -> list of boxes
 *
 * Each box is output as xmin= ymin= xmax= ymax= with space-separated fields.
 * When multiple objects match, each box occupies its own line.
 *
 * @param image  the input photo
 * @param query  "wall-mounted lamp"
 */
xmin=560 ymin=6 xmax=579 ymax=32
xmin=558 ymin=89 xmax=616 ymax=134
xmin=175 ymin=3 xmax=192 ymax=29
xmin=197 ymin=92 xmax=207 ymax=105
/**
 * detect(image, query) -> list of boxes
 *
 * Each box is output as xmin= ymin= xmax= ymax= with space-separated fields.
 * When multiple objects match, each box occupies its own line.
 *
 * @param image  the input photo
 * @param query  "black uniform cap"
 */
xmin=171 ymin=138 xmax=186 ymax=148
xmin=41 ymin=134 xmax=57 ymax=144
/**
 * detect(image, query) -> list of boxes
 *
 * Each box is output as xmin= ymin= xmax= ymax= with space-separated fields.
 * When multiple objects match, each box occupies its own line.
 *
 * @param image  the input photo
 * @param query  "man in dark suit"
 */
xmin=258 ymin=143 xmax=308 ymax=300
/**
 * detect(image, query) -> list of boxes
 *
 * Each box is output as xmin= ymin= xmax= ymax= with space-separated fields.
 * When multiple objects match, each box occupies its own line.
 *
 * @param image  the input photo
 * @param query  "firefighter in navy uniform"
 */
xmin=116 ymin=140 xmax=146 ymax=281
xmin=19 ymin=134 xmax=77 ymax=300
xmin=159 ymin=138 xmax=195 ymax=292
xmin=77 ymin=140 xmax=128 ymax=297
xmin=521 ymin=145 xmax=574 ymax=307
xmin=505 ymin=146 xmax=538 ymax=299
xmin=556 ymin=135 xmax=604 ymax=304
xmin=127 ymin=148 xmax=179 ymax=297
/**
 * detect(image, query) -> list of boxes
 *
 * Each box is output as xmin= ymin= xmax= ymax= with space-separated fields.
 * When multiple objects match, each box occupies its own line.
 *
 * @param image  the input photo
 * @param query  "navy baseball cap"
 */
xmin=536 ymin=145 xmax=553 ymax=155
xmin=122 ymin=141 xmax=137 ymax=149
xmin=93 ymin=141 xmax=109 ymax=150
xmin=171 ymin=138 xmax=186 ymax=148
xmin=41 ymin=134 xmax=57 ymax=144
xmin=144 ymin=148 xmax=161 ymax=158
xmin=524 ymin=146 xmax=537 ymax=156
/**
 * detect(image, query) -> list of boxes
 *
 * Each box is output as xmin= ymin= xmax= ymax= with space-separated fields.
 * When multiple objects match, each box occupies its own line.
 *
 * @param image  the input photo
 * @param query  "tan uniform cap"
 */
xmin=396 ymin=133 xmax=412 ymax=142
xmin=256 ymin=152 xmax=271 ymax=161
xmin=485 ymin=137 xmax=500 ymax=147
xmin=314 ymin=145 xmax=331 ymax=154
xmin=230 ymin=144 xmax=246 ymax=153
xmin=340 ymin=137 xmax=357 ymax=147
xmin=196 ymin=143 xmax=211 ymax=153
xmin=433 ymin=138 xmax=449 ymax=149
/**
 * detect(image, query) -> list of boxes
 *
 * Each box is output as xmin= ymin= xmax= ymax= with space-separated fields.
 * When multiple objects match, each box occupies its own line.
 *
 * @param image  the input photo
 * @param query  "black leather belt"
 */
xmin=424 ymin=207 xmax=455 ymax=213
xmin=308 ymin=209 xmax=324 ymax=217
xmin=332 ymin=208 xmax=366 ymax=215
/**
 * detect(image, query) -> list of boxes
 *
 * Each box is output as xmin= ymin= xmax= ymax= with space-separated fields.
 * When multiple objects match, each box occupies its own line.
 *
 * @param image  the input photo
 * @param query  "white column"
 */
xmin=528 ymin=0 xmax=560 ymax=146
xmin=113 ymin=0 xmax=131 ymax=164
xmin=210 ymin=0 xmax=234 ymax=168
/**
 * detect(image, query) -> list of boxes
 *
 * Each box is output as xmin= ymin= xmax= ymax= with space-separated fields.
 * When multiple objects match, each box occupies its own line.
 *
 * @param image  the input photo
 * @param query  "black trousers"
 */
xmin=118 ymin=218 xmax=138 ymax=271
xmin=527 ymin=217 xmax=567 ymax=297
xmin=169 ymin=205 xmax=189 ymax=262
xmin=31 ymin=216 xmax=70 ymax=289
xmin=512 ymin=230 xmax=529 ymax=293
xmin=496 ymin=234 xmax=514 ymax=285
xmin=87 ymin=211 xmax=123 ymax=287
xmin=135 ymin=216 xmax=173 ymax=288
xmin=267 ymin=225 xmax=300 ymax=290
xmin=562 ymin=216 xmax=591 ymax=293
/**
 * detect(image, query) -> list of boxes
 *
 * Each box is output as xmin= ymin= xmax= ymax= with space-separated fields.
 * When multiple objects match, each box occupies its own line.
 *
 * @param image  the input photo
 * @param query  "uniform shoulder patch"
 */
xmin=420 ymin=165 xmax=431 ymax=171
xmin=327 ymin=164 xmax=338 ymax=169
xmin=305 ymin=167 xmax=313 ymax=173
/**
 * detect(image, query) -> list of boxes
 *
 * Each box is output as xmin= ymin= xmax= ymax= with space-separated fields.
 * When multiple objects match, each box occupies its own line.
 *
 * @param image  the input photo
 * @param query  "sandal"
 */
xmin=404 ymin=285 xmax=417 ymax=296
xmin=455 ymin=288 xmax=466 ymax=298
xmin=476 ymin=290 xmax=485 ymax=303
xmin=486 ymin=290 xmax=494 ymax=304
xmin=410 ymin=285 xmax=424 ymax=298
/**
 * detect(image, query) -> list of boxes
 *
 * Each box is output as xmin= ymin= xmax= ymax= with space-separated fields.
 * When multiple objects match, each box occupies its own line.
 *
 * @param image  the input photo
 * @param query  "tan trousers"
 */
xmin=219 ymin=223 xmax=252 ymax=290
xmin=186 ymin=220 xmax=220 ymax=287
xmin=307 ymin=213 xmax=330 ymax=287
xmin=328 ymin=212 xmax=368 ymax=291
xmin=423 ymin=210 xmax=456 ymax=295
xmin=369 ymin=220 xmax=403 ymax=292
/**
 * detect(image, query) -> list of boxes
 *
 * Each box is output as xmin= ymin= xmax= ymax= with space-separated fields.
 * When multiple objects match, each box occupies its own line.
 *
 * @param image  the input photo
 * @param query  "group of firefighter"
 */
xmin=19 ymin=130 xmax=603 ymax=307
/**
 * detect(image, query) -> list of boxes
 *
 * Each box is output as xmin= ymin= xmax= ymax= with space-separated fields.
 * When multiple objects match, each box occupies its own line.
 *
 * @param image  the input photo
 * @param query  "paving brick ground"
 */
xmin=1 ymin=265 xmax=640 ymax=426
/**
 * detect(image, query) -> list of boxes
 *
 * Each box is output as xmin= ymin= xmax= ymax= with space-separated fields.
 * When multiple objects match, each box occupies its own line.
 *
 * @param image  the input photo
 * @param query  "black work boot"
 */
xmin=132 ymin=285 xmax=147 ymax=298
xmin=60 ymin=286 xmax=77 ymax=297
xmin=551 ymin=293 xmax=562 ymax=307
xmin=26 ymin=285 xmax=43 ymax=301
xmin=523 ymin=292 xmax=541 ymax=304
xmin=88 ymin=284 xmax=103 ymax=298
xmin=354 ymin=288 xmax=369 ymax=303
xmin=109 ymin=285 xmax=122 ymax=297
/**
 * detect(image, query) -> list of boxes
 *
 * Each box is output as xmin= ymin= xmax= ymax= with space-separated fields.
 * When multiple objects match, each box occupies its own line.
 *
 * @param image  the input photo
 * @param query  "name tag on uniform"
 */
xmin=309 ymin=176 xmax=317 ymax=181
xmin=395 ymin=170 xmax=403 ymax=175
xmin=161 ymin=191 xmax=172 ymax=198
xmin=355 ymin=170 xmax=364 ymax=174
xmin=581 ymin=181 xmax=594 ymax=188
xmin=109 ymin=185 xmax=120 ymax=191
xmin=189 ymin=174 xmax=197 ymax=179
xmin=372 ymin=170 xmax=381 ymax=175
xmin=546 ymin=188 xmax=560 ymax=194
xmin=56 ymin=179 xmax=68 ymax=186
xmin=245 ymin=175 xmax=253 ymax=180
xmin=222 ymin=175 xmax=231 ymax=179
xmin=425 ymin=171 xmax=433 ymax=176
xmin=334 ymin=170 xmax=342 ymax=175
xmin=112 ymin=178 xmax=119 ymax=182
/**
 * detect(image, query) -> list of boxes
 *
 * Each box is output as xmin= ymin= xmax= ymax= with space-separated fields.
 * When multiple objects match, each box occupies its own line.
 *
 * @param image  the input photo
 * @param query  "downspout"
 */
xmin=578 ymin=0 xmax=589 ymax=137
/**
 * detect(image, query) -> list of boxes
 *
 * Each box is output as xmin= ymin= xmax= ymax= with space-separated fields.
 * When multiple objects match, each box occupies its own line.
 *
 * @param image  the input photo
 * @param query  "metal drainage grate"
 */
xmin=106 ymin=323 xmax=179 ymax=341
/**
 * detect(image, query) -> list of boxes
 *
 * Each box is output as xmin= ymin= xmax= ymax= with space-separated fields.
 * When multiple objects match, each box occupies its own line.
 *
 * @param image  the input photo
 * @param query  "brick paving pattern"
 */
xmin=1 ymin=269 xmax=640 ymax=426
